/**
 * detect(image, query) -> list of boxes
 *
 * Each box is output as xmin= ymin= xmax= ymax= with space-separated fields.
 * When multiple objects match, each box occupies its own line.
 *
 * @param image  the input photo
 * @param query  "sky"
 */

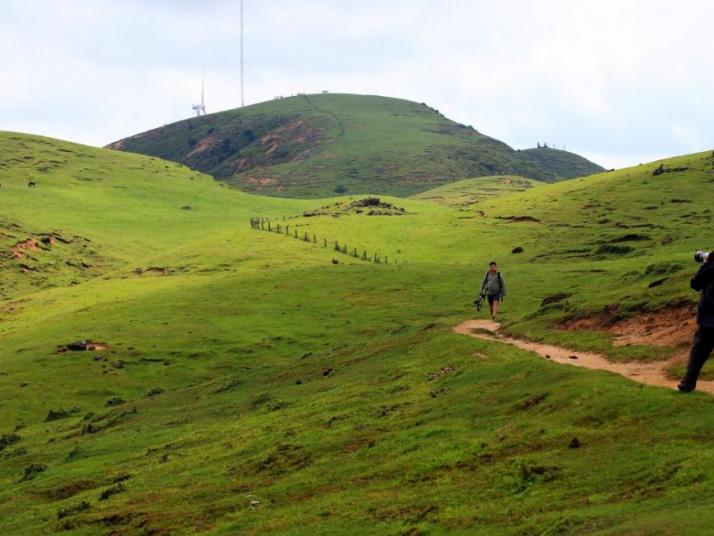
xmin=2 ymin=0 xmax=713 ymax=169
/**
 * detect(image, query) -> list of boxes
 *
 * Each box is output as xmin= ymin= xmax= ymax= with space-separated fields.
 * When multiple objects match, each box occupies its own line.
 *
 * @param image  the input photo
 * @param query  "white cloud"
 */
xmin=1 ymin=0 xmax=713 ymax=167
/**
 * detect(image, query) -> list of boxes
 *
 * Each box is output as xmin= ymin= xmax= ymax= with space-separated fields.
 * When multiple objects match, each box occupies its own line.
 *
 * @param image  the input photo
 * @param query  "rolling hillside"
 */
xmin=410 ymin=175 xmax=541 ymax=207
xmin=3 ymin=130 xmax=714 ymax=534
xmin=521 ymin=145 xmax=609 ymax=178
xmin=107 ymin=94 xmax=603 ymax=198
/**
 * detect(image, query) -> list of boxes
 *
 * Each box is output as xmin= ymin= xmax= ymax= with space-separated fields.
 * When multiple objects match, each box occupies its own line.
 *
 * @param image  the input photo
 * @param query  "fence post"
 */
xmin=250 ymin=218 xmax=395 ymax=265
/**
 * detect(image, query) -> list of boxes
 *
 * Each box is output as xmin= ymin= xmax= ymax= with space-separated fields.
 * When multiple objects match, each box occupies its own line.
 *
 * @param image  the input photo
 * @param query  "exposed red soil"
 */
xmin=561 ymin=305 xmax=696 ymax=348
xmin=185 ymin=134 xmax=220 ymax=159
xmin=245 ymin=176 xmax=278 ymax=186
xmin=11 ymin=238 xmax=40 ymax=259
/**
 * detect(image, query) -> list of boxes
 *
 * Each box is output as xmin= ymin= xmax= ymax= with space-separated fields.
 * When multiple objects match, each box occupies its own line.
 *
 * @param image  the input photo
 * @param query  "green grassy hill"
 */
xmin=107 ymin=94 xmax=603 ymax=198
xmin=411 ymin=175 xmax=541 ymax=207
xmin=3 ymin=130 xmax=714 ymax=534
xmin=521 ymin=146 xmax=608 ymax=179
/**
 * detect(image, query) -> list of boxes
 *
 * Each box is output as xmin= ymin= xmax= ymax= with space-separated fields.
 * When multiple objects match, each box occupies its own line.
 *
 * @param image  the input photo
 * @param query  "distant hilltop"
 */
xmin=107 ymin=93 xmax=603 ymax=198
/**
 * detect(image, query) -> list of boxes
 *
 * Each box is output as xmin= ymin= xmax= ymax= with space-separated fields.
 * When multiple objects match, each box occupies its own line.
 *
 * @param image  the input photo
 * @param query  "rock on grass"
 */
xmin=21 ymin=463 xmax=47 ymax=481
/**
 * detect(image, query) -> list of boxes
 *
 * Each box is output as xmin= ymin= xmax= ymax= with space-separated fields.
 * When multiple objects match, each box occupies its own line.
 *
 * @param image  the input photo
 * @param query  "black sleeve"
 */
xmin=691 ymin=263 xmax=714 ymax=291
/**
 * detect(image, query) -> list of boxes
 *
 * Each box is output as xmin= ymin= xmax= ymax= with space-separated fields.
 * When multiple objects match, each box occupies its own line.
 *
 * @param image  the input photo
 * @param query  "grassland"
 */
xmin=521 ymin=146 xmax=610 ymax=179
xmin=108 ymin=94 xmax=603 ymax=198
xmin=410 ymin=175 xmax=541 ymax=207
xmin=2 ymin=131 xmax=714 ymax=534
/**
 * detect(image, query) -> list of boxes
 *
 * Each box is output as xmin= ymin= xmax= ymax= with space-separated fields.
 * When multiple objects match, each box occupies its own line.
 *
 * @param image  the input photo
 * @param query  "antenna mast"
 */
xmin=240 ymin=0 xmax=245 ymax=107
xmin=191 ymin=70 xmax=206 ymax=117
xmin=201 ymin=69 xmax=205 ymax=113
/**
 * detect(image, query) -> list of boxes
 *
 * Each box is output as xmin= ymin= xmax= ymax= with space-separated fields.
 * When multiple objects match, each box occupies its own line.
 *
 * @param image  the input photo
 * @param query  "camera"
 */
xmin=694 ymin=250 xmax=710 ymax=263
xmin=474 ymin=293 xmax=484 ymax=311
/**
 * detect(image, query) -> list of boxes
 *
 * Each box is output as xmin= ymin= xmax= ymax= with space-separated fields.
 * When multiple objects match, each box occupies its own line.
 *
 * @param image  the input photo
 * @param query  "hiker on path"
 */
xmin=678 ymin=252 xmax=714 ymax=392
xmin=479 ymin=261 xmax=506 ymax=321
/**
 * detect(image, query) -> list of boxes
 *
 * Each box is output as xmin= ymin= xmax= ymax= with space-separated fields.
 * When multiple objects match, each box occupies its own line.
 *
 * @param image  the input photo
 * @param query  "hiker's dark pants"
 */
xmin=487 ymin=292 xmax=502 ymax=305
xmin=681 ymin=326 xmax=714 ymax=390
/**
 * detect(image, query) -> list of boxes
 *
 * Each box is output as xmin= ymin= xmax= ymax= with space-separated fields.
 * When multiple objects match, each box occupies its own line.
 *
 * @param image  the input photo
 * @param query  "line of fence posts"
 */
xmin=249 ymin=216 xmax=393 ymax=264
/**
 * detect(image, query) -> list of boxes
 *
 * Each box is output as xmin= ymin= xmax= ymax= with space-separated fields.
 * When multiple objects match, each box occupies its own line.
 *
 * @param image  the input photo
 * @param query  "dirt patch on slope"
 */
xmin=11 ymin=238 xmax=40 ymax=259
xmin=185 ymin=133 xmax=221 ymax=159
xmin=561 ymin=304 xmax=696 ymax=348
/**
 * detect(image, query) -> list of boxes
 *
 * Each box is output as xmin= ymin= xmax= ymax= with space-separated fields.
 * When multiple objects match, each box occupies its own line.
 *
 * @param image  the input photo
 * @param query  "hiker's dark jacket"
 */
xmin=692 ymin=261 xmax=714 ymax=327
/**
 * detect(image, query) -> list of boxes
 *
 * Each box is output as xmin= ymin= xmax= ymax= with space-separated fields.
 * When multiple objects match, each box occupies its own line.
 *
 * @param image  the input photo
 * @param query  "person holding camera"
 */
xmin=678 ymin=250 xmax=714 ymax=392
xmin=477 ymin=261 xmax=506 ymax=321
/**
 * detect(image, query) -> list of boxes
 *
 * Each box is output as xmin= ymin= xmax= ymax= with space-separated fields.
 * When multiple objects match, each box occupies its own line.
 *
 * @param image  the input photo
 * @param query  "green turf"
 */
xmin=2 ymin=131 xmax=714 ymax=534
xmin=521 ymin=146 xmax=609 ymax=180
xmin=410 ymin=175 xmax=541 ymax=207
xmin=108 ymin=94 xmax=603 ymax=198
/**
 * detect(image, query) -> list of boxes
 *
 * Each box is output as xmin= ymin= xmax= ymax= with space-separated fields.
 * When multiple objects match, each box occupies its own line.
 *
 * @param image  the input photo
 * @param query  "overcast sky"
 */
xmin=2 ymin=0 xmax=713 ymax=169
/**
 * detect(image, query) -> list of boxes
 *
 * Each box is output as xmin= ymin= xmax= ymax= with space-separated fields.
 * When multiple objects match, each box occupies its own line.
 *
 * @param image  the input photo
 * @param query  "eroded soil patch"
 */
xmin=561 ymin=304 xmax=696 ymax=349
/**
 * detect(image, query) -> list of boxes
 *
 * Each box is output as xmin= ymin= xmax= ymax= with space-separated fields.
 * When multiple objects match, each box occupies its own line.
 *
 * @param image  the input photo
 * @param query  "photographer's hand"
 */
xmin=692 ymin=261 xmax=714 ymax=291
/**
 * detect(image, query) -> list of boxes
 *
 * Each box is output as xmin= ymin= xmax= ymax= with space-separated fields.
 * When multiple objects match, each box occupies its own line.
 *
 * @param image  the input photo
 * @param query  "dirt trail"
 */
xmin=453 ymin=319 xmax=714 ymax=395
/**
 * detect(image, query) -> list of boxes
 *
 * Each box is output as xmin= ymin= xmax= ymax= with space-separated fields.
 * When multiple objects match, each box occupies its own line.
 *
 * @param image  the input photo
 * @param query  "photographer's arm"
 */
xmin=691 ymin=262 xmax=714 ymax=291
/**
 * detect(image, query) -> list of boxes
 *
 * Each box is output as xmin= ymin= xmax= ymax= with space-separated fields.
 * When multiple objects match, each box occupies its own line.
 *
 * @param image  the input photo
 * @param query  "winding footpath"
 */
xmin=454 ymin=319 xmax=714 ymax=395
